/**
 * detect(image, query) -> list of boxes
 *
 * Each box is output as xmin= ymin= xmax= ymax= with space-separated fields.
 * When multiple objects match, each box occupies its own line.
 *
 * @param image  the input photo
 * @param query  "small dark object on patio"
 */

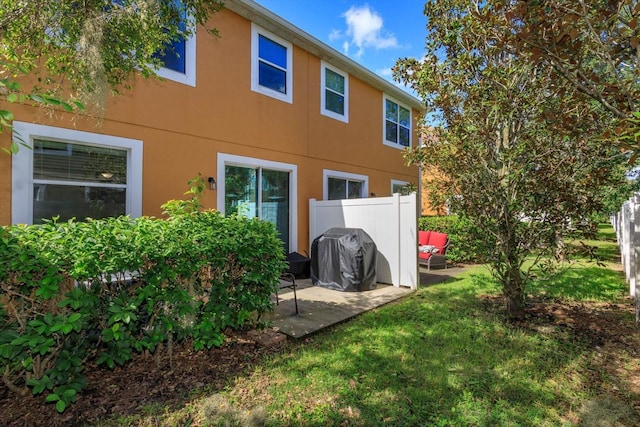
xmin=286 ymin=251 xmax=311 ymax=278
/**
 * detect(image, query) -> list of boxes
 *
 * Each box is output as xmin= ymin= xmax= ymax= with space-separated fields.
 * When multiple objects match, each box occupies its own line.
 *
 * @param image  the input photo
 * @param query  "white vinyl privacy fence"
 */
xmin=309 ymin=193 xmax=418 ymax=289
xmin=611 ymin=193 xmax=640 ymax=322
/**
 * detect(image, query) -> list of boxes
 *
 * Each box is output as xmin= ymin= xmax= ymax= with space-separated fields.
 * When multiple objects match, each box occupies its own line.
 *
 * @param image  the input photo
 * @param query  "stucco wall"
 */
xmin=0 ymin=7 xmax=420 ymax=253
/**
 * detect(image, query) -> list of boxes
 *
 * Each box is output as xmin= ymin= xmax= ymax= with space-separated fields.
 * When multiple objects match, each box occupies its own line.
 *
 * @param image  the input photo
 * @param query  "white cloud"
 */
xmin=342 ymin=41 xmax=350 ymax=56
xmin=328 ymin=29 xmax=342 ymax=42
xmin=377 ymin=67 xmax=393 ymax=77
xmin=337 ymin=4 xmax=398 ymax=58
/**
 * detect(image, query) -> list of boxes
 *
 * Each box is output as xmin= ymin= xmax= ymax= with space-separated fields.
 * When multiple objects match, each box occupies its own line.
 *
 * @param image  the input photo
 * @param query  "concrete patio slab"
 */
xmin=263 ymin=266 xmax=467 ymax=339
xmin=264 ymin=279 xmax=414 ymax=338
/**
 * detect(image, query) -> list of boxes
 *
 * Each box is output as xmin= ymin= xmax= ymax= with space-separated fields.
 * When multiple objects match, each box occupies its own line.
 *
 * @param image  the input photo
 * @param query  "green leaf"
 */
xmin=55 ymin=399 xmax=66 ymax=413
xmin=6 ymin=93 xmax=18 ymax=103
xmin=60 ymin=101 xmax=73 ymax=112
xmin=45 ymin=393 xmax=60 ymax=402
xmin=28 ymin=94 xmax=44 ymax=103
xmin=0 ymin=109 xmax=14 ymax=121
xmin=62 ymin=389 xmax=77 ymax=399
xmin=68 ymin=313 xmax=82 ymax=323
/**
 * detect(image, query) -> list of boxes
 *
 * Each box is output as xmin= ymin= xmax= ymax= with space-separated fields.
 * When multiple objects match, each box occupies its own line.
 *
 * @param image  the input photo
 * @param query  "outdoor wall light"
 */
xmin=208 ymin=177 xmax=217 ymax=190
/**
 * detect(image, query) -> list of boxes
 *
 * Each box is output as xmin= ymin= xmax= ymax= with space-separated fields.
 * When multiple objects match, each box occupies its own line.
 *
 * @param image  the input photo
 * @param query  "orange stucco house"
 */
xmin=0 ymin=0 xmax=424 ymax=254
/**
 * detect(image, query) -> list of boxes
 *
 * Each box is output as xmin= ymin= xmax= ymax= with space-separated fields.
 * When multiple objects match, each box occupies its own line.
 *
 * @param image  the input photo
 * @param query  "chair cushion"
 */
xmin=428 ymin=231 xmax=448 ymax=251
xmin=418 ymin=230 xmax=431 ymax=246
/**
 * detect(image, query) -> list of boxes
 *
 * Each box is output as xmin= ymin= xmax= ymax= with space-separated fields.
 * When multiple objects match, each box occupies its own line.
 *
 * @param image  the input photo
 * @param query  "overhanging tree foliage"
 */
xmin=510 ymin=0 xmax=640 ymax=157
xmin=0 ymin=0 xmax=224 ymax=152
xmin=395 ymin=0 xmax=623 ymax=318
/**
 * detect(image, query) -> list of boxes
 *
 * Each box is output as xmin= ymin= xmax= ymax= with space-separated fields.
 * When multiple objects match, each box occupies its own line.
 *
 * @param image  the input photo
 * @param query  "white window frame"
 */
xmin=217 ymin=153 xmax=298 ymax=252
xmin=320 ymin=61 xmax=348 ymax=123
xmin=391 ymin=179 xmax=411 ymax=195
xmin=11 ymin=122 xmax=143 ymax=225
xmin=155 ymin=27 xmax=196 ymax=87
xmin=383 ymin=94 xmax=412 ymax=149
xmin=323 ymin=169 xmax=369 ymax=200
xmin=251 ymin=23 xmax=293 ymax=104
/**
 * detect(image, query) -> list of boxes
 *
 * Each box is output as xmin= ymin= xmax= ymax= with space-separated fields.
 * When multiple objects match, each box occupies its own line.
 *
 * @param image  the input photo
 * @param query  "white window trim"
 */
xmin=251 ymin=23 xmax=293 ymax=104
xmin=320 ymin=61 xmax=349 ymax=123
xmin=391 ymin=179 xmax=410 ymax=195
xmin=217 ymin=153 xmax=298 ymax=252
xmin=11 ymin=122 xmax=143 ymax=225
xmin=323 ymin=169 xmax=369 ymax=200
xmin=383 ymin=94 xmax=412 ymax=150
xmin=155 ymin=27 xmax=196 ymax=87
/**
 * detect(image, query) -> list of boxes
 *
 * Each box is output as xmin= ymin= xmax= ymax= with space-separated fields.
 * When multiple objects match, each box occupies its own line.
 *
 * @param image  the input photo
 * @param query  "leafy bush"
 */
xmin=0 ymin=181 xmax=286 ymax=412
xmin=419 ymin=215 xmax=487 ymax=264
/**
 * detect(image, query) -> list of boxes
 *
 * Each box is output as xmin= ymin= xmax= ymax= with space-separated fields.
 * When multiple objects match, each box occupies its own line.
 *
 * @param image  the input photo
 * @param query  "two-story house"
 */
xmin=0 ymin=0 xmax=424 ymax=254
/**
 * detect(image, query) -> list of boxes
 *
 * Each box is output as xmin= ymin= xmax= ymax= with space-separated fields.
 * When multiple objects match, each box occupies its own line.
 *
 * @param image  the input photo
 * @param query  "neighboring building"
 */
xmin=417 ymin=128 xmax=445 ymax=217
xmin=0 ymin=0 xmax=423 ymax=254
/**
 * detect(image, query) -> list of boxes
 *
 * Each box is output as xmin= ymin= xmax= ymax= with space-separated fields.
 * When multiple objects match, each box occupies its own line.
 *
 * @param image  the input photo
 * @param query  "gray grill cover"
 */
xmin=310 ymin=227 xmax=377 ymax=292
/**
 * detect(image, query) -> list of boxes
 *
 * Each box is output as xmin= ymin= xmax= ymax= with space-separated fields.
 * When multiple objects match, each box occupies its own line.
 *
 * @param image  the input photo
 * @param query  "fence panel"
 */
xmin=614 ymin=193 xmax=640 ymax=322
xmin=309 ymin=193 xmax=418 ymax=289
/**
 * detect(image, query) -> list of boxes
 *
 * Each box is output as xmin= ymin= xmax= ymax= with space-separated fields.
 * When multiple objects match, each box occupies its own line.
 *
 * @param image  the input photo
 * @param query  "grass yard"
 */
xmin=105 ymin=226 xmax=639 ymax=427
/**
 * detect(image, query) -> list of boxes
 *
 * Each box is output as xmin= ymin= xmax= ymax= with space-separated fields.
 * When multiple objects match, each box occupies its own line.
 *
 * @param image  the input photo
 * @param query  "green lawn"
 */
xmin=110 ymin=226 xmax=639 ymax=427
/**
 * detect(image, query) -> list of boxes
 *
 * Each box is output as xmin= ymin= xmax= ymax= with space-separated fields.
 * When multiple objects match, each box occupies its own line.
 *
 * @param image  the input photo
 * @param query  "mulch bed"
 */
xmin=0 ymin=328 xmax=287 ymax=426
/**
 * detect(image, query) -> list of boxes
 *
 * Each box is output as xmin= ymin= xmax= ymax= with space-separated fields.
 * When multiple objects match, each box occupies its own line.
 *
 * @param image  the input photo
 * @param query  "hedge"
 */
xmin=0 ymin=208 xmax=286 ymax=412
xmin=419 ymin=215 xmax=486 ymax=264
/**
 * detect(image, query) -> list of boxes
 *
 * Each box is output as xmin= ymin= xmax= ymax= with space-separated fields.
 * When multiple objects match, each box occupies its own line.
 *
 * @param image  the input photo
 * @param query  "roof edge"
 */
xmin=224 ymin=0 xmax=424 ymax=111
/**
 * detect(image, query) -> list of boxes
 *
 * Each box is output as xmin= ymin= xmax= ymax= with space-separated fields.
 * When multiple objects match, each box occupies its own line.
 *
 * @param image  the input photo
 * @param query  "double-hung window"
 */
xmin=323 ymin=170 xmax=368 ymax=200
xmin=321 ymin=62 xmax=348 ymax=122
xmin=11 ymin=122 xmax=143 ymax=225
xmin=384 ymin=95 xmax=412 ymax=148
xmin=251 ymin=23 xmax=293 ymax=103
xmin=153 ymin=0 xmax=196 ymax=86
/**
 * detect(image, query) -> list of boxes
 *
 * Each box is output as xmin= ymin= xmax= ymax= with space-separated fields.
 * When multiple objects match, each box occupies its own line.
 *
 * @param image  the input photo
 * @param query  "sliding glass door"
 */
xmin=225 ymin=165 xmax=290 ymax=253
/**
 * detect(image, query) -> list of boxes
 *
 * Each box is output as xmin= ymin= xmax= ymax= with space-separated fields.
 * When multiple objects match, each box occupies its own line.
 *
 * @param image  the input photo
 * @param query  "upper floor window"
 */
xmin=321 ymin=62 xmax=348 ymax=122
xmin=153 ymin=0 xmax=196 ymax=86
xmin=251 ymin=23 xmax=293 ymax=103
xmin=323 ymin=169 xmax=368 ymax=200
xmin=384 ymin=95 xmax=411 ymax=148
xmin=11 ymin=122 xmax=143 ymax=225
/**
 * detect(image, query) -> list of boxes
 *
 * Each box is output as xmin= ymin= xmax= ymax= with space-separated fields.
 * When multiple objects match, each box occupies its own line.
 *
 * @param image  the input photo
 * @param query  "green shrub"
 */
xmin=0 ymin=182 xmax=286 ymax=412
xmin=419 ymin=215 xmax=487 ymax=264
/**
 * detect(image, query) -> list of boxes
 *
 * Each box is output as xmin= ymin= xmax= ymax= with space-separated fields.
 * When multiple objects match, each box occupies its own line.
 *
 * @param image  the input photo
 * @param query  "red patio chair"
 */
xmin=418 ymin=230 xmax=450 ymax=270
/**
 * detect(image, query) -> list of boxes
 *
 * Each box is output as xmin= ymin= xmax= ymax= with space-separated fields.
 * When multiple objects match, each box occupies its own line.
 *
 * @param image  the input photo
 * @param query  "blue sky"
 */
xmin=254 ymin=0 xmax=428 ymax=97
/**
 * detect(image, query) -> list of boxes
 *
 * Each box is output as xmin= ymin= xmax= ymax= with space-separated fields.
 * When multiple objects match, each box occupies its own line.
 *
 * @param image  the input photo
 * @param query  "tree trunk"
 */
xmin=506 ymin=292 xmax=526 ymax=319
xmin=503 ymin=254 xmax=526 ymax=319
xmin=555 ymin=229 xmax=566 ymax=261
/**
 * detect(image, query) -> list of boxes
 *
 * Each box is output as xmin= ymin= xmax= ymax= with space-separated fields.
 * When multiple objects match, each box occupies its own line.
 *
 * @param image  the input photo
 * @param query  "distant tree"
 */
xmin=510 ymin=0 xmax=640 ymax=158
xmin=394 ymin=0 xmax=622 ymax=318
xmin=0 ymin=0 xmax=224 ymax=152
xmin=597 ymin=163 xmax=640 ymax=216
